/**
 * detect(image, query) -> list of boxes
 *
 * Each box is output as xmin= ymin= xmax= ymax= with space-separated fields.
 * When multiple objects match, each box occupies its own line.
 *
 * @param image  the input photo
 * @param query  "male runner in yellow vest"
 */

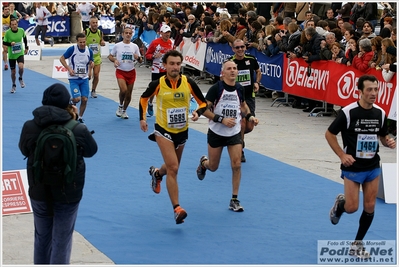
xmin=85 ymin=16 xmax=105 ymax=98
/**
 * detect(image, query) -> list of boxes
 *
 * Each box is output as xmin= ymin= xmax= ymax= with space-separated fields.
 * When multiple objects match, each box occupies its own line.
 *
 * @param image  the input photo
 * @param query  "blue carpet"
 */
xmin=2 ymin=68 xmax=397 ymax=264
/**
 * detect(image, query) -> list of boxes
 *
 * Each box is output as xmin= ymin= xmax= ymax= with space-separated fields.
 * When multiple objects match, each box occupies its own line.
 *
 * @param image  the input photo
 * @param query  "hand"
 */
xmin=358 ymin=52 xmax=364 ymax=58
xmin=100 ymin=40 xmax=105 ymax=46
xmin=114 ymin=60 xmax=120 ymax=68
xmin=222 ymin=117 xmax=236 ymax=128
xmin=140 ymin=120 xmax=148 ymax=132
xmin=248 ymin=116 xmax=259 ymax=126
xmin=385 ymin=137 xmax=396 ymax=149
xmin=254 ymin=82 xmax=259 ymax=92
xmin=339 ymin=154 xmax=356 ymax=167
xmin=191 ymin=111 xmax=199 ymax=121
xmin=302 ymin=56 xmax=309 ymax=62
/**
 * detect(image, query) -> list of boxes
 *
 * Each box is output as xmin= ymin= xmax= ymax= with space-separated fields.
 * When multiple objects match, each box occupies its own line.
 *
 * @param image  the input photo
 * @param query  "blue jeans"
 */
xmin=30 ymin=199 xmax=80 ymax=264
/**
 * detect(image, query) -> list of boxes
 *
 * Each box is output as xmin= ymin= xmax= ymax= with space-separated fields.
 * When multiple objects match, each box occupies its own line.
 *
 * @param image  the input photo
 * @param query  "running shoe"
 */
xmin=349 ymin=241 xmax=370 ymax=259
xmin=4 ymin=64 xmax=9 ymax=71
xmin=78 ymin=118 xmax=85 ymax=124
xmin=329 ymin=193 xmax=345 ymax=225
xmin=91 ymin=91 xmax=97 ymax=98
xmin=147 ymin=103 xmax=154 ymax=117
xmin=229 ymin=199 xmax=244 ymax=212
xmin=149 ymin=166 xmax=162 ymax=194
xmin=19 ymin=79 xmax=25 ymax=88
xmin=241 ymin=150 xmax=246 ymax=162
xmin=10 ymin=85 xmax=16 ymax=94
xmin=49 ymin=37 xmax=54 ymax=47
xmin=121 ymin=111 xmax=129 ymax=119
xmin=196 ymin=155 xmax=208 ymax=180
xmin=174 ymin=206 xmax=187 ymax=224
xmin=116 ymin=106 xmax=123 ymax=117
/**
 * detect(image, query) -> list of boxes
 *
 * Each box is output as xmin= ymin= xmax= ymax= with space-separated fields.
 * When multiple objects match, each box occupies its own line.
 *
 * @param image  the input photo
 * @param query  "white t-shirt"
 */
xmin=110 ymin=42 xmax=141 ymax=72
xmin=35 ymin=6 xmax=51 ymax=26
xmin=77 ymin=3 xmax=95 ymax=22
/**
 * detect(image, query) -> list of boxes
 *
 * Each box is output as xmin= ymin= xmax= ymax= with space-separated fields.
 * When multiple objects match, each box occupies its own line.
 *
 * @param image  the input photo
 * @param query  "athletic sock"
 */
xmin=355 ymin=210 xmax=374 ymax=241
xmin=173 ymin=204 xmax=180 ymax=209
xmin=232 ymin=195 xmax=238 ymax=199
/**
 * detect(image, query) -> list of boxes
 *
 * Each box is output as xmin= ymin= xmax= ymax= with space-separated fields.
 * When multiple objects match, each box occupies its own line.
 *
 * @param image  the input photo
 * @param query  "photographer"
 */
xmin=278 ymin=22 xmax=301 ymax=54
xmin=263 ymin=29 xmax=281 ymax=57
xmin=301 ymin=27 xmax=325 ymax=112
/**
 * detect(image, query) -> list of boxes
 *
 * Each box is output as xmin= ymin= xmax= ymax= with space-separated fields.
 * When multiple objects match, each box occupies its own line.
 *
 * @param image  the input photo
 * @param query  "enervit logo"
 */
xmin=285 ymin=60 xmax=329 ymax=91
xmin=337 ymin=71 xmax=358 ymax=99
xmin=337 ymin=71 xmax=394 ymax=105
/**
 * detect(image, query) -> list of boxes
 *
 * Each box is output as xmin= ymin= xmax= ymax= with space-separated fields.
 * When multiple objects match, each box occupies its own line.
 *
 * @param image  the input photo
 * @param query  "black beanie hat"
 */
xmin=42 ymin=83 xmax=71 ymax=109
xmin=386 ymin=45 xmax=396 ymax=56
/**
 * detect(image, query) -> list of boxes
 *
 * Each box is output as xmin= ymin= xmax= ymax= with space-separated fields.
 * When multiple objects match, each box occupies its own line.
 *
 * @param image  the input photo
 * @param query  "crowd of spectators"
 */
xmin=4 ymin=2 xmax=397 ymax=126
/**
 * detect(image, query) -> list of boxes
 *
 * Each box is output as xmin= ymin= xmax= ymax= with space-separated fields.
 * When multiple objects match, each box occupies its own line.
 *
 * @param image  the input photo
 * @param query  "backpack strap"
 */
xmin=63 ymin=119 xmax=79 ymax=131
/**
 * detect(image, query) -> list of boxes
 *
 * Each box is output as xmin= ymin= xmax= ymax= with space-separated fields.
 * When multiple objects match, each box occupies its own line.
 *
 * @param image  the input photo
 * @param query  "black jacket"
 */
xmin=19 ymin=105 xmax=97 ymax=203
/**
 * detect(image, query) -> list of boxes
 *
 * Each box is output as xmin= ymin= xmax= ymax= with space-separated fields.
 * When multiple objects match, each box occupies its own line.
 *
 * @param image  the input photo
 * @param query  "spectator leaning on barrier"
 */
xmin=368 ymin=36 xmax=383 ymax=68
xmin=352 ymin=38 xmax=374 ymax=72
xmin=374 ymin=37 xmax=397 ymax=70
xmin=339 ymin=35 xmax=359 ymax=66
xmin=381 ymin=45 xmax=397 ymax=82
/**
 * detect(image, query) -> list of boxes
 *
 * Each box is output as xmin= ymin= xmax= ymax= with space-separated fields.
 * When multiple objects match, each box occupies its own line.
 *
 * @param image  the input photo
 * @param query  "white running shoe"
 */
xmin=91 ymin=91 xmax=97 ymax=98
xmin=121 ymin=111 xmax=129 ymax=119
xmin=349 ymin=241 xmax=370 ymax=259
xmin=19 ymin=79 xmax=25 ymax=88
xmin=10 ymin=85 xmax=16 ymax=93
xmin=116 ymin=106 xmax=123 ymax=117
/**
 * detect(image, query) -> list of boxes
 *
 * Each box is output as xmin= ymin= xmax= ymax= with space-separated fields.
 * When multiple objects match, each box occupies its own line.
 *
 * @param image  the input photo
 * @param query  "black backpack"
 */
xmin=33 ymin=120 xmax=79 ymax=187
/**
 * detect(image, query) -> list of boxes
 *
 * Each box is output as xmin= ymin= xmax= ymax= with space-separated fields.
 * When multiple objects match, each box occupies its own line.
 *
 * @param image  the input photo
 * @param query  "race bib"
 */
xmin=356 ymin=134 xmax=378 ymax=159
xmin=121 ymin=52 xmax=133 ymax=63
xmin=12 ymin=42 xmax=22 ymax=54
xmin=75 ymin=64 xmax=87 ymax=77
xmin=237 ymin=69 xmax=251 ymax=87
xmin=167 ymin=107 xmax=187 ymax=129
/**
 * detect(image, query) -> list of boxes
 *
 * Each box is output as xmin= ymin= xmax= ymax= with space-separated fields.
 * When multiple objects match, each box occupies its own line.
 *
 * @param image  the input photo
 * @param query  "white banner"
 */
xmin=387 ymin=87 xmax=397 ymax=121
xmin=183 ymin=38 xmax=207 ymax=71
xmin=27 ymin=35 xmax=44 ymax=48
xmin=101 ymin=41 xmax=110 ymax=57
xmin=52 ymin=59 xmax=68 ymax=79
xmin=25 ymin=46 xmax=42 ymax=61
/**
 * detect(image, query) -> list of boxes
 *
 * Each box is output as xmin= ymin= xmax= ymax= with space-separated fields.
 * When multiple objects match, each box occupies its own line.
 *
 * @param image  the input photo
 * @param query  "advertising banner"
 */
xmin=18 ymin=15 xmax=70 ymax=37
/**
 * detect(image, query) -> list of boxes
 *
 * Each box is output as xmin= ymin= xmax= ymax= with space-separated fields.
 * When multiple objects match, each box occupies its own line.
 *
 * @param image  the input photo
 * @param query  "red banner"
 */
xmin=283 ymin=57 xmax=397 ymax=116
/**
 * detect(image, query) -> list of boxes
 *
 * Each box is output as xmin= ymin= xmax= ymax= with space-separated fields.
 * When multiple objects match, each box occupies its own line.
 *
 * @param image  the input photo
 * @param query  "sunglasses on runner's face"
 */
xmin=234 ymin=45 xmax=246 ymax=49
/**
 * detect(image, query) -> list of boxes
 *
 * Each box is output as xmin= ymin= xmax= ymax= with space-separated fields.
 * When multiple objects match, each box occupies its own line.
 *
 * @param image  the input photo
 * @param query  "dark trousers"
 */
xmin=31 ymin=199 xmax=80 ymax=264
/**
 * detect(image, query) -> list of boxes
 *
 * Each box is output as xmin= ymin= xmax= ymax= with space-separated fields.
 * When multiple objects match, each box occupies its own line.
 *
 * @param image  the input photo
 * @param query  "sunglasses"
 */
xmin=234 ymin=45 xmax=246 ymax=49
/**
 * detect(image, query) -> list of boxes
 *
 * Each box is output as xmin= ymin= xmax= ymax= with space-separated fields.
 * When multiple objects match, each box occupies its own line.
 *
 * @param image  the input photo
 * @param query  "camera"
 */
xmin=293 ymin=46 xmax=303 ymax=57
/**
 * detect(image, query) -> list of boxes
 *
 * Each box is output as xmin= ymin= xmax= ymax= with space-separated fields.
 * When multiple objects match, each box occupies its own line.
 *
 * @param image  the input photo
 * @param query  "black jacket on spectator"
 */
xmin=182 ymin=19 xmax=200 ymax=38
xmin=364 ymin=3 xmax=378 ymax=21
xmin=302 ymin=32 xmax=324 ymax=63
xmin=278 ymin=29 xmax=301 ymax=53
xmin=19 ymin=106 xmax=98 ymax=203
